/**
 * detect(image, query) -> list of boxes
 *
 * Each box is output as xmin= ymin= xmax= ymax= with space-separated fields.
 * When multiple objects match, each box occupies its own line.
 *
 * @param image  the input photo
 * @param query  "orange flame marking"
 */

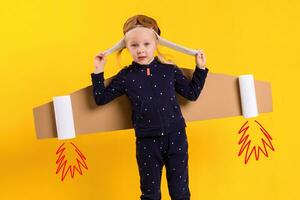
xmin=55 ymin=142 xmax=88 ymax=181
xmin=238 ymin=120 xmax=275 ymax=164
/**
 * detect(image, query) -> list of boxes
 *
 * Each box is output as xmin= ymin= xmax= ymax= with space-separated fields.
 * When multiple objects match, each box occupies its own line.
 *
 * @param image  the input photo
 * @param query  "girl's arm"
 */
xmin=174 ymin=65 xmax=209 ymax=101
xmin=90 ymin=51 xmax=126 ymax=105
xmin=91 ymin=69 xmax=126 ymax=105
xmin=174 ymin=49 xmax=209 ymax=101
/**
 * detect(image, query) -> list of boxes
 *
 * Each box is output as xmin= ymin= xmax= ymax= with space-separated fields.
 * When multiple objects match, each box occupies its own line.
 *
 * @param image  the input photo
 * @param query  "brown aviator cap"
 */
xmin=123 ymin=14 xmax=161 ymax=36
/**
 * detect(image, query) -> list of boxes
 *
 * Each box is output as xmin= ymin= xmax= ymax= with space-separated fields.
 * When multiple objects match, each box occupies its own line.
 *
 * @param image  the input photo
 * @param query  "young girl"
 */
xmin=91 ymin=15 xmax=209 ymax=200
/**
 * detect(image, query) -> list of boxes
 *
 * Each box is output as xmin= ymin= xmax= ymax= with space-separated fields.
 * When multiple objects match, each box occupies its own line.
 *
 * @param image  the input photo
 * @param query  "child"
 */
xmin=91 ymin=14 xmax=209 ymax=200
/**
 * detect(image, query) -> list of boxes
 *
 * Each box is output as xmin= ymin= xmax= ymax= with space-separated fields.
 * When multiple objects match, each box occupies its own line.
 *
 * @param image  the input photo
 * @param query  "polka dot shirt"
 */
xmin=91 ymin=56 xmax=209 ymax=137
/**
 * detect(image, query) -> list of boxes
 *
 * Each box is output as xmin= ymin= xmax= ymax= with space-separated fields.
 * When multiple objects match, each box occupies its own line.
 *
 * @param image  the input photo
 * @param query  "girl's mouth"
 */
xmin=138 ymin=56 xmax=147 ymax=59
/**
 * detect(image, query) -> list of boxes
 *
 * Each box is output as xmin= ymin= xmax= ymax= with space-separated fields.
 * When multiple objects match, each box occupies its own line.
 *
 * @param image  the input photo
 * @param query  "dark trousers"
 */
xmin=135 ymin=128 xmax=190 ymax=200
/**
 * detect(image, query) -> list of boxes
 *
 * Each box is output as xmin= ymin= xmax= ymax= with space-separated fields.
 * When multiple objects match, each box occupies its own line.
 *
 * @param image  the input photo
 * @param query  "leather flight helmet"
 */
xmin=123 ymin=14 xmax=161 ymax=36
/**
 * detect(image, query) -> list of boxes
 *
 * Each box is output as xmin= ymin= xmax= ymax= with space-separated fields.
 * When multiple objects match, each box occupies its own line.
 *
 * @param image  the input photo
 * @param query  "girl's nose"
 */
xmin=138 ymin=48 xmax=145 ymax=54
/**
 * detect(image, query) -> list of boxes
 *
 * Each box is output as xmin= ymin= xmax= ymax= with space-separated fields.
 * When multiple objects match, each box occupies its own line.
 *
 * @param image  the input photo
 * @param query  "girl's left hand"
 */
xmin=195 ymin=49 xmax=206 ymax=69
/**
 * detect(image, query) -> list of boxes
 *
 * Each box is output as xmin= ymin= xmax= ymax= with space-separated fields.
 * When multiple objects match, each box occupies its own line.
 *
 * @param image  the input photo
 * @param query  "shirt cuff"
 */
xmin=91 ymin=72 xmax=104 ymax=84
xmin=195 ymin=65 xmax=209 ymax=74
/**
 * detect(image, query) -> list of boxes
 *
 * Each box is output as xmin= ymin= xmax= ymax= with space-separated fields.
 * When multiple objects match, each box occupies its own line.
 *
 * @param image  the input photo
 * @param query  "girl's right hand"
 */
xmin=94 ymin=51 xmax=107 ymax=74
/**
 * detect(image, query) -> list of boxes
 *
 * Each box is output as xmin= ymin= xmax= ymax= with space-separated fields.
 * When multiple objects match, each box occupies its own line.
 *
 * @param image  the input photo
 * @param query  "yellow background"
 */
xmin=0 ymin=0 xmax=298 ymax=199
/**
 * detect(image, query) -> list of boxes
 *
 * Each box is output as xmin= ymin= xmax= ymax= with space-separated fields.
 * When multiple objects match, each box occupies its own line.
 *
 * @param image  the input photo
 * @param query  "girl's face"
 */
xmin=125 ymin=27 xmax=158 ymax=65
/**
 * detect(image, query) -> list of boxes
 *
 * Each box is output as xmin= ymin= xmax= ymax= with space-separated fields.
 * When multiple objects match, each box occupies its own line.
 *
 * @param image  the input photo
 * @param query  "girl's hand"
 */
xmin=94 ymin=51 xmax=107 ymax=74
xmin=195 ymin=49 xmax=206 ymax=69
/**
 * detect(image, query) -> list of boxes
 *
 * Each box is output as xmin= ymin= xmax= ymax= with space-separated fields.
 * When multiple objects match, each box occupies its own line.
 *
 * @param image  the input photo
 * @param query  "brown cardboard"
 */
xmin=33 ymin=69 xmax=273 ymax=139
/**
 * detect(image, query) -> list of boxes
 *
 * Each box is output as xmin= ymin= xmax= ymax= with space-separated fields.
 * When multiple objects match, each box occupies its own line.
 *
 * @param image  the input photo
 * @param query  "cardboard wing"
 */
xmin=32 ymin=69 xmax=272 ymax=139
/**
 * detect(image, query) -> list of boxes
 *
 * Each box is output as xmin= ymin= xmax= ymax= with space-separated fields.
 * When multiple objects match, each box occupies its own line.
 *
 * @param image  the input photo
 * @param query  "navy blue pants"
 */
xmin=135 ymin=128 xmax=190 ymax=200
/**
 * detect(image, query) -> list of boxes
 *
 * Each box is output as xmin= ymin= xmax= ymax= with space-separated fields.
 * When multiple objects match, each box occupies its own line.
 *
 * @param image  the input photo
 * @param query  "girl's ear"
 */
xmin=123 ymin=37 xmax=128 ymax=48
xmin=154 ymin=37 xmax=159 ymax=47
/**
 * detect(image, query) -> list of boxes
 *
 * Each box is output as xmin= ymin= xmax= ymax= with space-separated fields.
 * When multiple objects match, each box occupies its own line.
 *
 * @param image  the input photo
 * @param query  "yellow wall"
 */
xmin=0 ymin=0 xmax=298 ymax=199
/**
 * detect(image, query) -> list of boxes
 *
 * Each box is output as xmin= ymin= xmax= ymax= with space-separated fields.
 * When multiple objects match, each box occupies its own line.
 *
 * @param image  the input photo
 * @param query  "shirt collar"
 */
xmin=131 ymin=56 xmax=160 ymax=68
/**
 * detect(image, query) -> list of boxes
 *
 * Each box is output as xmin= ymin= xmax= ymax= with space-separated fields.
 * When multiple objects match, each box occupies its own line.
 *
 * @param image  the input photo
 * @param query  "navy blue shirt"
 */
xmin=91 ymin=56 xmax=209 ymax=138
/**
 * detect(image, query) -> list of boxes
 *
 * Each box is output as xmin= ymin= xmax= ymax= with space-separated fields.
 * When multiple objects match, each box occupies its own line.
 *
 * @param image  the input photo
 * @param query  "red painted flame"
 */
xmin=238 ymin=120 xmax=275 ymax=164
xmin=55 ymin=142 xmax=88 ymax=181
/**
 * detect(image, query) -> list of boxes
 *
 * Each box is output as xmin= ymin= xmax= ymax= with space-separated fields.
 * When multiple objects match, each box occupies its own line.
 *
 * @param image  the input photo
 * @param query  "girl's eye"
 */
xmin=131 ymin=44 xmax=138 ymax=47
xmin=144 ymin=43 xmax=150 ymax=46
